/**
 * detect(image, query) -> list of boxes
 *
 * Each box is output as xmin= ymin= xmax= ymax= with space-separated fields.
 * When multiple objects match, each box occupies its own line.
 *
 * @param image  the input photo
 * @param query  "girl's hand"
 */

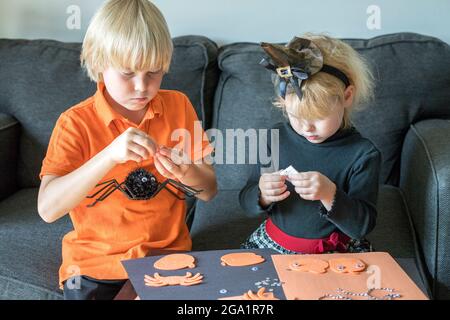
xmin=258 ymin=172 xmax=290 ymax=208
xmin=106 ymin=127 xmax=158 ymax=164
xmin=154 ymin=146 xmax=194 ymax=184
xmin=289 ymin=171 xmax=336 ymax=209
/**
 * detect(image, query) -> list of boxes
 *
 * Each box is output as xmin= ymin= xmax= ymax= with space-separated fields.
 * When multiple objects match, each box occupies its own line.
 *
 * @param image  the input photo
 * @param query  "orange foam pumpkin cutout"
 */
xmin=153 ymin=253 xmax=196 ymax=271
xmin=220 ymin=252 xmax=265 ymax=267
xmin=288 ymin=258 xmax=329 ymax=274
xmin=329 ymin=258 xmax=366 ymax=274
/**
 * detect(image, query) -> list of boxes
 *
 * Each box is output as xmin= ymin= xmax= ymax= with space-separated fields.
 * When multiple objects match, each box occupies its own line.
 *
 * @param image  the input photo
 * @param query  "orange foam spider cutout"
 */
xmin=144 ymin=272 xmax=203 ymax=287
xmin=242 ymin=287 xmax=279 ymax=300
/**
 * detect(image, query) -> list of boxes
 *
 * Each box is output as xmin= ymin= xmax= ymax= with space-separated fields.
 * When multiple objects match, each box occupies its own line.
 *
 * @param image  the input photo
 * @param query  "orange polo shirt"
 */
xmin=39 ymin=82 xmax=213 ymax=288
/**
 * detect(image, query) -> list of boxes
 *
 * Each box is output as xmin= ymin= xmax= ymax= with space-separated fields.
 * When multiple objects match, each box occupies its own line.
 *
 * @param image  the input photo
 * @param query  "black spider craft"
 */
xmin=86 ymin=168 xmax=201 ymax=207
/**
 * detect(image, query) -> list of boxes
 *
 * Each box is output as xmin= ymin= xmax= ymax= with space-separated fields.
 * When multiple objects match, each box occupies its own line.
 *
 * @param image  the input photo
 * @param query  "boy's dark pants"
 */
xmin=63 ymin=275 xmax=126 ymax=300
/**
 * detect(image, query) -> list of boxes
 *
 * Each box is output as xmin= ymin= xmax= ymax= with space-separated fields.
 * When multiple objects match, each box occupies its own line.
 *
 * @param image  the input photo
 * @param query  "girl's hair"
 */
xmin=274 ymin=33 xmax=374 ymax=129
xmin=81 ymin=0 xmax=173 ymax=82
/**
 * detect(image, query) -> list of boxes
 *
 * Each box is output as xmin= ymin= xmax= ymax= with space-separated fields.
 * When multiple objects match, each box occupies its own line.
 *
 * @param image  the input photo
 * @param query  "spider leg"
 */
xmin=119 ymin=182 xmax=137 ymax=199
xmin=96 ymin=184 xmax=120 ymax=201
xmin=86 ymin=180 xmax=117 ymax=199
xmin=167 ymin=179 xmax=202 ymax=197
xmin=87 ymin=184 xmax=117 ymax=207
xmin=166 ymin=187 xmax=185 ymax=200
xmin=152 ymin=180 xmax=185 ymax=200
xmin=86 ymin=180 xmax=120 ymax=207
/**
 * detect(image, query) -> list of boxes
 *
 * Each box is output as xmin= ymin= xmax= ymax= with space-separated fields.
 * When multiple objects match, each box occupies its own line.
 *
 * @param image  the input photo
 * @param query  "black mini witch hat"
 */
xmin=260 ymin=37 xmax=351 ymax=100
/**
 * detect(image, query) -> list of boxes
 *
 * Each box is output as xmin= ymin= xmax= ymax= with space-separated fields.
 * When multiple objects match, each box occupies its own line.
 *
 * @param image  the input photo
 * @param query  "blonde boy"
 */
xmin=38 ymin=0 xmax=216 ymax=300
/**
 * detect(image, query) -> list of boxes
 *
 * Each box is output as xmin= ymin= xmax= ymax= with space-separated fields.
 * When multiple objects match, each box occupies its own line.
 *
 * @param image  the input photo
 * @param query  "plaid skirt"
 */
xmin=241 ymin=220 xmax=373 ymax=254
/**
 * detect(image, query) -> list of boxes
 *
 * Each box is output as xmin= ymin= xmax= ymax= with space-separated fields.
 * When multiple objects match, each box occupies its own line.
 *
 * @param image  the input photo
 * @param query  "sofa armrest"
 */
xmin=400 ymin=119 xmax=450 ymax=299
xmin=0 ymin=113 xmax=20 ymax=201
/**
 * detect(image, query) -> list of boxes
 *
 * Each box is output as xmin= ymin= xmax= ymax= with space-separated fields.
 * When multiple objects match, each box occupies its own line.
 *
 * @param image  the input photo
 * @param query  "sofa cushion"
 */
xmin=212 ymin=33 xmax=450 ymax=190
xmin=0 ymin=188 xmax=71 ymax=299
xmin=368 ymin=185 xmax=415 ymax=258
xmin=191 ymin=190 xmax=265 ymax=250
xmin=162 ymin=36 xmax=219 ymax=130
xmin=400 ymin=119 xmax=450 ymax=299
xmin=0 ymin=36 xmax=219 ymax=189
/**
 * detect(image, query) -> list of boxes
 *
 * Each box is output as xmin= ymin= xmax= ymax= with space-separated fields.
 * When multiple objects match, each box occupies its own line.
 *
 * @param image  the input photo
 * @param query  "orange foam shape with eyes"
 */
xmin=329 ymin=258 xmax=366 ymax=274
xmin=288 ymin=258 xmax=329 ymax=274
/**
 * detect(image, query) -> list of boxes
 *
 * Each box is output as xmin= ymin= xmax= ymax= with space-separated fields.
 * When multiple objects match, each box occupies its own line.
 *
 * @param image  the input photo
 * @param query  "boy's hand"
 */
xmin=258 ymin=172 xmax=290 ymax=208
xmin=289 ymin=172 xmax=336 ymax=209
xmin=154 ymin=146 xmax=194 ymax=183
xmin=155 ymin=146 xmax=217 ymax=201
xmin=106 ymin=127 xmax=158 ymax=164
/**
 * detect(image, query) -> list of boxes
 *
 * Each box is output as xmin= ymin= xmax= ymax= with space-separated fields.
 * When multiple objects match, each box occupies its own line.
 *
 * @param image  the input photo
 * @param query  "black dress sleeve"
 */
xmin=319 ymin=149 xmax=381 ymax=239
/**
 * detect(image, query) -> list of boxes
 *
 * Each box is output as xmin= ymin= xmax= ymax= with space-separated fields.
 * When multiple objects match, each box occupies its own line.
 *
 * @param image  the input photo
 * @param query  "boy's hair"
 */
xmin=274 ymin=33 xmax=374 ymax=129
xmin=81 ymin=0 xmax=173 ymax=82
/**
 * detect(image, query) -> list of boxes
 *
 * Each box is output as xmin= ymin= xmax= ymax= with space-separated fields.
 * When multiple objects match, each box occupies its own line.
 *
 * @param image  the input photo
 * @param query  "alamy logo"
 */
xmin=366 ymin=264 xmax=382 ymax=289
xmin=170 ymin=121 xmax=280 ymax=173
xmin=66 ymin=5 xmax=81 ymax=30
xmin=367 ymin=5 xmax=382 ymax=30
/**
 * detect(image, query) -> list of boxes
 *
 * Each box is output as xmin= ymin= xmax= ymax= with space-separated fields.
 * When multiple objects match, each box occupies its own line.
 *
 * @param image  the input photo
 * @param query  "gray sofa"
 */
xmin=0 ymin=33 xmax=449 ymax=300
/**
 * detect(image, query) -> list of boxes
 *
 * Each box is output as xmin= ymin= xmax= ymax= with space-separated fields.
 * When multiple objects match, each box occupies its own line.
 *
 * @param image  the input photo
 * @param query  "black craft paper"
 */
xmin=122 ymin=248 xmax=286 ymax=300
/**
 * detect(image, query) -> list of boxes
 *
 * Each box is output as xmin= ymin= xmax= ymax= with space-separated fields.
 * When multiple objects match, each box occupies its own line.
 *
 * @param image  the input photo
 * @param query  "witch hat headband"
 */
xmin=260 ymin=37 xmax=351 ymax=100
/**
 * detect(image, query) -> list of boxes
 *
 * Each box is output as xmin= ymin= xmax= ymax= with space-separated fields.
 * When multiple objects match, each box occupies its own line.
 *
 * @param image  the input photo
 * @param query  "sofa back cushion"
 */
xmin=0 ymin=36 xmax=218 ymax=188
xmin=347 ymin=33 xmax=450 ymax=185
xmin=211 ymin=43 xmax=285 ymax=191
xmin=213 ymin=33 xmax=450 ymax=190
